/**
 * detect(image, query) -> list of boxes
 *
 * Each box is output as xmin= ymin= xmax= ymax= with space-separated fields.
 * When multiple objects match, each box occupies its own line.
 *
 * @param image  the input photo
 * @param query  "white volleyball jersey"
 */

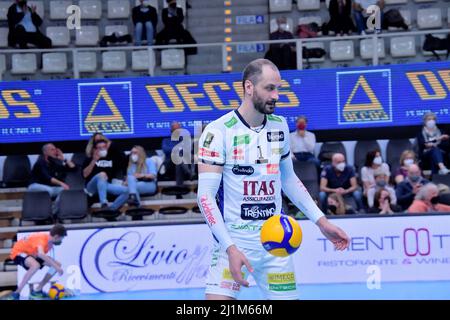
xmin=198 ymin=109 xmax=291 ymax=250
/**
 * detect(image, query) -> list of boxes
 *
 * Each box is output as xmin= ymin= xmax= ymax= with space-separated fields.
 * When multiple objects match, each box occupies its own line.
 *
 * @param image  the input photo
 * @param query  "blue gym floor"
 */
xmin=67 ymin=281 xmax=450 ymax=300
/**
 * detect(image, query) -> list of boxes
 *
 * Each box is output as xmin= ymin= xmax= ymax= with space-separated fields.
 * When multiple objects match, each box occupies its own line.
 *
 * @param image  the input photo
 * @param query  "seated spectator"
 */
xmin=85 ymin=132 xmax=126 ymax=172
xmin=416 ymin=112 xmax=450 ymax=175
xmin=82 ymin=140 xmax=128 ymax=210
xmin=361 ymin=149 xmax=390 ymax=196
xmin=7 ymin=0 xmax=52 ymax=49
xmin=132 ymin=0 xmax=158 ymax=46
xmin=407 ymin=183 xmax=450 ymax=213
xmin=125 ymin=145 xmax=157 ymax=207
xmin=396 ymin=164 xmax=429 ymax=210
xmin=326 ymin=193 xmax=355 ymax=215
xmin=327 ymin=0 xmax=355 ymax=36
xmin=367 ymin=169 xmax=396 ymax=208
xmin=368 ymin=188 xmax=402 ymax=214
xmin=155 ymin=0 xmax=197 ymax=55
xmin=28 ymin=143 xmax=76 ymax=213
xmin=320 ymin=153 xmax=363 ymax=212
xmin=290 ymin=116 xmax=320 ymax=170
xmin=160 ymin=121 xmax=193 ymax=185
xmin=394 ymin=150 xmax=417 ymax=185
xmin=264 ymin=16 xmax=295 ymax=70
xmin=352 ymin=0 xmax=384 ymax=35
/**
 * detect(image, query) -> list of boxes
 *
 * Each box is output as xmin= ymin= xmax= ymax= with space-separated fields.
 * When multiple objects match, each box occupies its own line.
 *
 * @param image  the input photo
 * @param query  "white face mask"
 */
xmin=98 ymin=149 xmax=107 ymax=158
xmin=279 ymin=23 xmax=288 ymax=31
xmin=404 ymin=159 xmax=414 ymax=166
xmin=335 ymin=162 xmax=346 ymax=172
xmin=373 ymin=156 xmax=383 ymax=165
xmin=426 ymin=120 xmax=436 ymax=129
xmin=131 ymin=154 xmax=139 ymax=163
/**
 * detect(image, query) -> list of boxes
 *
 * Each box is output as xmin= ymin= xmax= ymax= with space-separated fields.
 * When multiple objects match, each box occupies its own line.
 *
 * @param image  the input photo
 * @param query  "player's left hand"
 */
xmin=317 ymin=217 xmax=349 ymax=250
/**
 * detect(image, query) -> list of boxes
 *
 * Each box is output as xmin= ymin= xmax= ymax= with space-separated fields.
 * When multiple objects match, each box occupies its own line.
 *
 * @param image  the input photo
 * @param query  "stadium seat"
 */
xmin=0 ymin=28 xmax=7 ymax=47
xmin=105 ymin=25 xmax=129 ymax=36
xmin=0 ymin=54 xmax=5 ymax=78
xmin=292 ymin=160 xmax=319 ymax=199
xmin=28 ymin=1 xmax=44 ymax=18
xmin=163 ymin=0 xmax=186 ymax=14
xmin=75 ymin=51 xmax=97 ymax=73
xmin=387 ymin=9 xmax=411 ymax=30
xmin=2 ymin=155 xmax=31 ymax=188
xmin=108 ymin=0 xmax=130 ymax=19
xmin=58 ymin=190 xmax=88 ymax=220
xmin=297 ymin=0 xmax=320 ymax=11
xmin=319 ymin=141 xmax=347 ymax=164
xmin=75 ymin=26 xmax=99 ymax=46
xmin=21 ymin=191 xmax=53 ymax=224
xmin=386 ymin=139 xmax=413 ymax=170
xmin=422 ymin=34 xmax=448 ymax=56
xmin=330 ymin=40 xmax=354 ymax=61
xmin=79 ymin=0 xmax=102 ymax=20
xmin=132 ymin=49 xmax=155 ymax=71
xmin=0 ymin=1 xmax=10 ymax=20
xmin=50 ymin=0 xmax=71 ymax=20
xmin=11 ymin=53 xmax=37 ymax=74
xmin=354 ymin=140 xmax=381 ymax=171
xmin=102 ymin=51 xmax=127 ymax=72
xmin=298 ymin=16 xmax=323 ymax=26
xmin=42 ymin=53 xmax=67 ymax=73
xmin=360 ymin=38 xmax=386 ymax=60
xmin=269 ymin=17 xmax=294 ymax=33
xmin=269 ymin=0 xmax=292 ymax=13
xmin=303 ymin=42 xmax=326 ymax=63
xmin=417 ymin=8 xmax=442 ymax=29
xmin=390 ymin=36 xmax=416 ymax=57
xmin=431 ymin=174 xmax=450 ymax=188
xmin=135 ymin=0 xmax=158 ymax=11
xmin=46 ymin=26 xmax=70 ymax=47
xmin=385 ymin=0 xmax=407 ymax=3
xmin=161 ymin=49 xmax=185 ymax=69
xmin=448 ymin=8 xmax=450 ymax=26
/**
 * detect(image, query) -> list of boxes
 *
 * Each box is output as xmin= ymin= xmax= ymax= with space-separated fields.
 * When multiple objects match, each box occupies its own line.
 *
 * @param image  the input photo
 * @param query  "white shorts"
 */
xmin=205 ymin=244 xmax=298 ymax=300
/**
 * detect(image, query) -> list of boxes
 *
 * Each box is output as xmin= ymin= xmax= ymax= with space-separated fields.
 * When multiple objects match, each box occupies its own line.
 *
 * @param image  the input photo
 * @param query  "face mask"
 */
xmin=409 ymin=175 xmax=420 ymax=183
xmin=53 ymin=240 xmax=62 ymax=246
xmin=335 ymin=162 xmax=346 ymax=172
xmin=98 ymin=149 xmax=107 ymax=158
xmin=279 ymin=23 xmax=288 ymax=31
xmin=376 ymin=180 xmax=387 ymax=188
xmin=131 ymin=154 xmax=139 ymax=163
xmin=426 ymin=120 xmax=436 ymax=129
xmin=328 ymin=205 xmax=337 ymax=214
xmin=297 ymin=122 xmax=306 ymax=131
xmin=430 ymin=196 xmax=439 ymax=204
xmin=373 ymin=156 xmax=382 ymax=165
xmin=404 ymin=159 xmax=414 ymax=166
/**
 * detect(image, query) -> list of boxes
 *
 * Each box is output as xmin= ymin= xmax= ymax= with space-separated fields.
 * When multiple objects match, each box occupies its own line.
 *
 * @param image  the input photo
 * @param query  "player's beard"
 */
xmin=252 ymin=90 xmax=276 ymax=115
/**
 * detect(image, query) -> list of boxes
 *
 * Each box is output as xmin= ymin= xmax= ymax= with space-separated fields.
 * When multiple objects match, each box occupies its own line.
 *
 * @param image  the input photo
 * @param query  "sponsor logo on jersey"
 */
xmin=241 ymin=203 xmax=276 ymax=220
xmin=199 ymin=195 xmax=216 ymax=226
xmin=224 ymin=116 xmax=238 ymax=128
xmin=230 ymin=224 xmax=262 ymax=231
xmin=199 ymin=147 xmax=220 ymax=158
xmin=267 ymin=114 xmax=282 ymax=122
xmin=233 ymin=134 xmax=250 ymax=146
xmin=203 ymin=132 xmax=215 ymax=148
xmin=268 ymin=272 xmax=296 ymax=291
xmin=231 ymin=148 xmax=244 ymax=160
xmin=243 ymin=180 xmax=275 ymax=201
xmin=267 ymin=131 xmax=285 ymax=142
xmin=266 ymin=164 xmax=279 ymax=174
xmin=232 ymin=165 xmax=254 ymax=175
xmin=271 ymin=148 xmax=283 ymax=155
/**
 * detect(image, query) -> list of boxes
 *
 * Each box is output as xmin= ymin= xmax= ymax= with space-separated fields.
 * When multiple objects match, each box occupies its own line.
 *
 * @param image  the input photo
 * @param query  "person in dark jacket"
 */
xmin=7 ymin=0 xmax=52 ymax=49
xmin=327 ymin=0 xmax=355 ymax=35
xmin=264 ymin=16 xmax=296 ymax=70
xmin=395 ymin=164 xmax=429 ymax=210
xmin=132 ymin=0 xmax=158 ymax=46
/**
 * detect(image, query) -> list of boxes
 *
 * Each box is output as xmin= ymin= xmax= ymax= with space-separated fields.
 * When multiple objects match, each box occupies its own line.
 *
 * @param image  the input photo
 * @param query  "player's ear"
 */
xmin=244 ymin=80 xmax=253 ymax=97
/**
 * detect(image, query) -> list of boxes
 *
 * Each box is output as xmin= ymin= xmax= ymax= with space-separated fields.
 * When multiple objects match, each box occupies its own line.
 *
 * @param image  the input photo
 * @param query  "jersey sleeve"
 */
xmin=281 ymin=117 xmax=291 ymax=160
xmin=198 ymin=124 xmax=226 ymax=166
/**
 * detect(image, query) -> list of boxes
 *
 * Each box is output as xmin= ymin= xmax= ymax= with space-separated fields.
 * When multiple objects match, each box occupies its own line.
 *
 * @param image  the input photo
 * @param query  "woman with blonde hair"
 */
xmin=125 ymin=145 xmax=157 ymax=207
xmin=326 ymin=193 xmax=354 ymax=215
xmin=85 ymin=132 xmax=111 ymax=157
xmin=394 ymin=150 xmax=417 ymax=184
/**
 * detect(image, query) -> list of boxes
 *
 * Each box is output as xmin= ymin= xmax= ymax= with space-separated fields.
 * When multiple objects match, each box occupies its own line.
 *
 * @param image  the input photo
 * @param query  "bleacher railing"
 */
xmin=0 ymin=28 xmax=449 ymax=80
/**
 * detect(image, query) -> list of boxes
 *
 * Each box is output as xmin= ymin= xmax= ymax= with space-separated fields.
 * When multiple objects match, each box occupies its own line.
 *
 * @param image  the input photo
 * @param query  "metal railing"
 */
xmin=0 ymin=28 xmax=448 ymax=80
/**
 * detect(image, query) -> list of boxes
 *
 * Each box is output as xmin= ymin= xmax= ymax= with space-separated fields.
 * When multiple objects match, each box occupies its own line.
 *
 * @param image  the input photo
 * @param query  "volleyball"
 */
xmin=260 ymin=215 xmax=303 ymax=257
xmin=48 ymin=283 xmax=65 ymax=300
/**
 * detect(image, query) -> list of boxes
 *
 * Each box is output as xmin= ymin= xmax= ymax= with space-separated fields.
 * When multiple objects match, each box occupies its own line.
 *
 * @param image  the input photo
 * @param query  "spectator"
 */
xmin=290 ymin=116 xmax=320 ymax=170
xmin=82 ymin=140 xmax=128 ymax=210
xmin=326 ymin=193 xmax=355 ymax=215
xmin=28 ymin=144 xmax=76 ymax=213
xmin=367 ymin=169 xmax=396 ymax=208
xmin=394 ymin=150 xmax=417 ymax=185
xmin=361 ymin=149 xmax=390 ymax=196
xmin=155 ymin=0 xmax=197 ymax=55
xmin=352 ymin=0 xmax=385 ymax=35
xmin=407 ymin=183 xmax=450 ymax=213
xmin=85 ymin=132 xmax=126 ymax=174
xmin=416 ymin=112 xmax=450 ymax=175
xmin=7 ymin=0 xmax=52 ymax=49
xmin=396 ymin=164 xmax=429 ymax=210
xmin=161 ymin=121 xmax=193 ymax=185
xmin=264 ymin=16 xmax=296 ymax=70
xmin=320 ymin=153 xmax=363 ymax=212
xmin=327 ymin=0 xmax=355 ymax=36
xmin=85 ymin=132 xmax=111 ymax=157
xmin=368 ymin=188 xmax=402 ymax=214
xmin=132 ymin=0 xmax=158 ymax=46
xmin=125 ymin=145 xmax=157 ymax=207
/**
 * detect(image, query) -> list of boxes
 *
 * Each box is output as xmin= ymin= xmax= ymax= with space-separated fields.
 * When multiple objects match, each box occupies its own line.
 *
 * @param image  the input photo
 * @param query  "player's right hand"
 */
xmin=57 ymin=267 xmax=64 ymax=276
xmin=226 ymin=245 xmax=253 ymax=287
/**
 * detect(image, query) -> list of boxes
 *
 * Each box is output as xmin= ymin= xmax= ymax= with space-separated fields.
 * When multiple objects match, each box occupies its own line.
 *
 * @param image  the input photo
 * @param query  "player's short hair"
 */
xmin=242 ymin=59 xmax=279 ymax=91
xmin=50 ymin=224 xmax=67 ymax=237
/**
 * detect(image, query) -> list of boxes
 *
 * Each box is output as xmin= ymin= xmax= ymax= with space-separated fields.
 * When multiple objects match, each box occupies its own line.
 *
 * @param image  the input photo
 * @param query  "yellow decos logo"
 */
xmin=144 ymin=79 xmax=299 ymax=113
xmin=0 ymin=90 xmax=40 ymax=119
xmin=406 ymin=69 xmax=450 ymax=100
xmin=78 ymin=82 xmax=133 ymax=136
xmin=337 ymin=70 xmax=392 ymax=124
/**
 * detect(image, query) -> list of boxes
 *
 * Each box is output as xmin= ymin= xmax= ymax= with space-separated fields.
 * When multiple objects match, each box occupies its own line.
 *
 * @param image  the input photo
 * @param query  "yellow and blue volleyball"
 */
xmin=260 ymin=215 xmax=302 ymax=257
xmin=48 ymin=283 xmax=65 ymax=300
